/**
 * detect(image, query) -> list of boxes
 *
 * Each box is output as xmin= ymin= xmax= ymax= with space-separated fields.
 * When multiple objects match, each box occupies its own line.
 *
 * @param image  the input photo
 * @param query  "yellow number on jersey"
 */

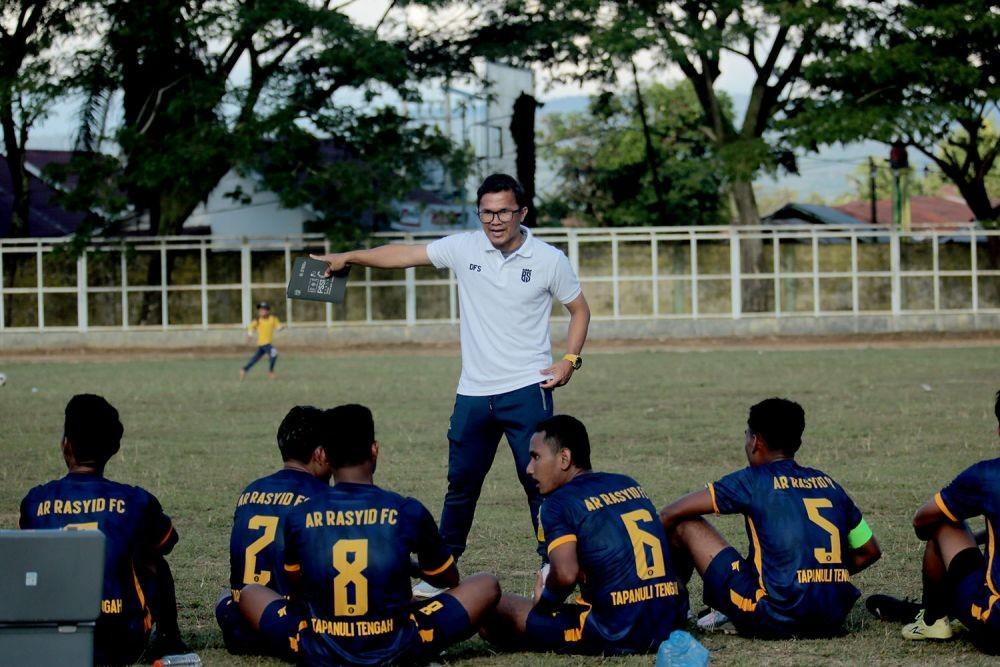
xmin=64 ymin=522 xmax=100 ymax=532
xmin=621 ymin=509 xmax=666 ymax=580
xmin=333 ymin=539 xmax=368 ymax=616
xmin=243 ymin=515 xmax=280 ymax=586
xmin=803 ymin=498 xmax=842 ymax=564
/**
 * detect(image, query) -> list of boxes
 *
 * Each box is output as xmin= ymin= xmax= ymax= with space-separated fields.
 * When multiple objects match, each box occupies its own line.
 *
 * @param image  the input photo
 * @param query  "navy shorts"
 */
xmin=948 ymin=547 xmax=1000 ymax=654
xmin=257 ymin=592 xmax=473 ymax=664
xmin=524 ymin=601 xmax=596 ymax=654
xmin=216 ymin=594 xmax=273 ymax=656
xmin=702 ymin=546 xmax=789 ymax=638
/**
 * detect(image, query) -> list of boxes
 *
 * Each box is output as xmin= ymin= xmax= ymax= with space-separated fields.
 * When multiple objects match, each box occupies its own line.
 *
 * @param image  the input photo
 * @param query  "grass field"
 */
xmin=1 ymin=343 xmax=999 ymax=665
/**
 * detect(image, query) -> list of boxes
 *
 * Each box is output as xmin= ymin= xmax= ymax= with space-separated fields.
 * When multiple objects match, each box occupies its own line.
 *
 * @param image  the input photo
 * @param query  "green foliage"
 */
xmin=55 ymin=0 xmax=471 ymax=240
xmin=539 ymin=82 xmax=728 ymax=226
xmin=789 ymin=0 xmax=999 ymax=224
xmin=835 ymin=162 xmax=949 ymax=205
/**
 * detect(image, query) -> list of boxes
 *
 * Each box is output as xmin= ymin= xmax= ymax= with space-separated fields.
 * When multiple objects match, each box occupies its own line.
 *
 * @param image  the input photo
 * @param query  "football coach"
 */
xmin=311 ymin=173 xmax=590 ymax=574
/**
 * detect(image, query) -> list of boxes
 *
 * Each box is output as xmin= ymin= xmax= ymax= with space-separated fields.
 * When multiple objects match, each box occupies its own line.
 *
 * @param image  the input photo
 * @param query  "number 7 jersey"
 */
xmin=282 ymin=481 xmax=455 ymax=666
xmin=707 ymin=459 xmax=871 ymax=626
xmin=537 ymin=472 xmax=689 ymax=653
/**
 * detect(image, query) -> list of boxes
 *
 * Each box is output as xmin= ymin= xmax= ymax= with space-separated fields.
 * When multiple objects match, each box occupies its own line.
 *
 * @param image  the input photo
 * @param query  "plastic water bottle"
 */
xmin=655 ymin=630 xmax=710 ymax=667
xmin=153 ymin=654 xmax=202 ymax=667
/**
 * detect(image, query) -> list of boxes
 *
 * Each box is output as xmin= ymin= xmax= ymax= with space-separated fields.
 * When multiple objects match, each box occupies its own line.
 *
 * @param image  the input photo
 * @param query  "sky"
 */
xmin=26 ymin=1 xmax=884 ymax=203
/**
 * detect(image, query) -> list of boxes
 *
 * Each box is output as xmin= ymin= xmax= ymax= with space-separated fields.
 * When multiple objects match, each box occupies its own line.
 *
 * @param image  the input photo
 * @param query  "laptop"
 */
xmin=0 ymin=530 xmax=105 ymax=667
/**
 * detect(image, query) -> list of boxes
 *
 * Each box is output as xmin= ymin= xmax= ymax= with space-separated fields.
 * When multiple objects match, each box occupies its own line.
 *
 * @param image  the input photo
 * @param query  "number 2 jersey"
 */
xmin=282 ymin=481 xmax=455 ymax=666
xmin=707 ymin=459 xmax=872 ymax=628
xmin=18 ymin=473 xmax=176 ymax=640
xmin=229 ymin=468 xmax=330 ymax=600
xmin=537 ymin=471 xmax=689 ymax=652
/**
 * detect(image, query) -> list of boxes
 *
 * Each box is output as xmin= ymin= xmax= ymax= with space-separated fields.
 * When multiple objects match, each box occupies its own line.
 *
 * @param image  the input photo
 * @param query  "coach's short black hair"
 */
xmin=277 ymin=406 xmax=326 ymax=464
xmin=64 ymin=394 xmax=123 ymax=466
xmin=535 ymin=415 xmax=592 ymax=470
xmin=324 ymin=404 xmax=375 ymax=469
xmin=748 ymin=398 xmax=806 ymax=456
xmin=477 ymin=173 xmax=529 ymax=209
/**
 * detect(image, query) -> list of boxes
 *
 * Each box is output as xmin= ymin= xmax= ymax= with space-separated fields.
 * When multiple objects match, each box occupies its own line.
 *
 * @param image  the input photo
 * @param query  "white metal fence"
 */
xmin=0 ymin=225 xmax=997 ymax=332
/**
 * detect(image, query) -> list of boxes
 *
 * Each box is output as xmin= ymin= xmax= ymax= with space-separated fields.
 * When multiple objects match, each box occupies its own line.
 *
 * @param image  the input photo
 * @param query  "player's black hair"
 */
xmin=277 ymin=406 xmax=326 ymax=464
xmin=536 ymin=415 xmax=592 ymax=470
xmin=323 ymin=404 xmax=375 ymax=469
xmin=477 ymin=173 xmax=529 ymax=209
xmin=747 ymin=398 xmax=806 ymax=456
xmin=64 ymin=394 xmax=123 ymax=467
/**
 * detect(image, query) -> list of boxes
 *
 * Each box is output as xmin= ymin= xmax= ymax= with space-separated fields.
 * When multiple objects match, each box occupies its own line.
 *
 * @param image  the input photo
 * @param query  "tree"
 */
xmin=0 ymin=1 xmax=79 ymax=238
xmin=52 ymin=0 xmax=470 ymax=322
xmin=790 ymin=0 xmax=999 ymax=248
xmin=539 ymin=81 xmax=728 ymax=227
xmin=452 ymin=0 xmax=853 ymax=308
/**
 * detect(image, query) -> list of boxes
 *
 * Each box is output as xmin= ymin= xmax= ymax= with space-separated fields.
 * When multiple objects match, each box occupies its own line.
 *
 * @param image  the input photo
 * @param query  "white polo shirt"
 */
xmin=426 ymin=227 xmax=582 ymax=396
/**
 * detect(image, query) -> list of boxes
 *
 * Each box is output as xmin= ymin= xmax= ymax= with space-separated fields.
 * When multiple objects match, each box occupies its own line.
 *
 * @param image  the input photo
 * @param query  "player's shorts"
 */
xmin=256 ymin=592 xmax=473 ymax=664
xmin=525 ymin=600 xmax=659 ymax=656
xmin=94 ymin=618 xmax=148 ymax=666
xmin=948 ymin=547 xmax=1000 ymax=655
xmin=216 ymin=594 xmax=273 ymax=656
xmin=702 ymin=546 xmax=794 ymax=639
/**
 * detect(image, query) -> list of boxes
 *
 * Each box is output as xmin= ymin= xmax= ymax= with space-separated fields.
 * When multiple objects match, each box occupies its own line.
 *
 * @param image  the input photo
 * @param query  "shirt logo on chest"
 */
xmin=521 ymin=268 xmax=532 ymax=283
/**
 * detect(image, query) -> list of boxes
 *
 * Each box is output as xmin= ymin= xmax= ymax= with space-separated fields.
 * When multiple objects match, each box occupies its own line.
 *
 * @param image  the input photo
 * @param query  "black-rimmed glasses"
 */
xmin=478 ymin=208 xmax=524 ymax=224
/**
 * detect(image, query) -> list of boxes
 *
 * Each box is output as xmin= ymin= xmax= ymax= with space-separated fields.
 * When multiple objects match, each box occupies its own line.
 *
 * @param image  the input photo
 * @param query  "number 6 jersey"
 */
xmin=536 ymin=472 xmax=689 ymax=653
xmin=281 ymin=481 xmax=455 ymax=665
xmin=707 ymin=459 xmax=871 ymax=626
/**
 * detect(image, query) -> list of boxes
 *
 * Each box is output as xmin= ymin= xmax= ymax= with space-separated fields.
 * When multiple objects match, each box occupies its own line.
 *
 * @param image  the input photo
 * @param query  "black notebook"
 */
xmin=286 ymin=258 xmax=350 ymax=304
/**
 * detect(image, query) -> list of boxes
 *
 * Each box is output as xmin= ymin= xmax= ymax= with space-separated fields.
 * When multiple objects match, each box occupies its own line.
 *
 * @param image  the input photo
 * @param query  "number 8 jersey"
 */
xmin=282 ymin=481 xmax=455 ymax=666
xmin=537 ymin=472 xmax=689 ymax=653
xmin=707 ymin=459 xmax=870 ymax=626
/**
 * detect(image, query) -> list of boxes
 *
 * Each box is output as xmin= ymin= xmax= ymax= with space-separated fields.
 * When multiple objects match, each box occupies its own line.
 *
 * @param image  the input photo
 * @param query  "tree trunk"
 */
xmin=510 ymin=93 xmax=539 ymax=227
xmin=631 ymin=60 xmax=669 ymax=226
xmin=730 ymin=179 xmax=768 ymax=312
xmin=953 ymin=177 xmax=999 ymax=270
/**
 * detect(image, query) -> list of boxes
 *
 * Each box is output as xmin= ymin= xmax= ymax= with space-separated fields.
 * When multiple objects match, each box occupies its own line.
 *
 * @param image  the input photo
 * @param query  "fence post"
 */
xmin=811 ymin=231 xmax=820 ymax=316
xmin=0 ymin=247 xmax=5 ymax=330
xmin=160 ymin=243 xmax=168 ymax=329
xmin=850 ymin=233 xmax=859 ymax=314
xmin=773 ymin=236 xmax=781 ymax=316
xmin=568 ymin=229 xmax=580 ymax=274
xmin=77 ymin=250 xmax=88 ymax=332
xmin=284 ymin=243 xmax=293 ymax=326
xmin=650 ymin=232 xmax=659 ymax=317
xmin=890 ymin=231 xmax=901 ymax=315
xmin=970 ymin=230 xmax=978 ymax=313
xmin=611 ymin=234 xmax=620 ymax=318
xmin=121 ymin=247 xmax=129 ymax=329
xmin=241 ymin=241 xmax=251 ymax=327
xmin=200 ymin=242 xmax=208 ymax=329
xmin=689 ymin=232 xmax=698 ymax=317
xmin=405 ymin=266 xmax=416 ymax=326
xmin=729 ymin=229 xmax=742 ymax=319
xmin=932 ymin=233 xmax=940 ymax=312
xmin=36 ymin=243 xmax=44 ymax=330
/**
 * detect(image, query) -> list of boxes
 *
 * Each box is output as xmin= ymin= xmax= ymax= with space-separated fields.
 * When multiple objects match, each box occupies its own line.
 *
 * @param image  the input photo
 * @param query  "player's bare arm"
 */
xmin=310 ymin=243 xmax=432 ymax=274
xmin=912 ymin=497 xmax=952 ymax=540
xmin=659 ymin=488 xmax=716 ymax=533
xmin=533 ymin=540 xmax=579 ymax=612
xmin=847 ymin=535 xmax=881 ymax=574
xmin=421 ymin=559 xmax=460 ymax=590
xmin=540 ymin=293 xmax=591 ymax=390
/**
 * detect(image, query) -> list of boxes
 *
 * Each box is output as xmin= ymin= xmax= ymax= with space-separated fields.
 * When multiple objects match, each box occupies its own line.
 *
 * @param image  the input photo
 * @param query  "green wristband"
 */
xmin=848 ymin=519 xmax=873 ymax=549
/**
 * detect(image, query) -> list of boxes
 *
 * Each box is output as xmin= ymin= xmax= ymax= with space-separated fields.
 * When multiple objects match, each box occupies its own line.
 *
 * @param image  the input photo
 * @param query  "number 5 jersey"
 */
xmin=707 ymin=459 xmax=872 ymax=629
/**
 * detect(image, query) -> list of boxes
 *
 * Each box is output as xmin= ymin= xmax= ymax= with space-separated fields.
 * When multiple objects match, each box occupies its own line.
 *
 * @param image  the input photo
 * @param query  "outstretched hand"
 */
xmin=309 ymin=253 xmax=348 ymax=277
xmin=540 ymin=359 xmax=574 ymax=389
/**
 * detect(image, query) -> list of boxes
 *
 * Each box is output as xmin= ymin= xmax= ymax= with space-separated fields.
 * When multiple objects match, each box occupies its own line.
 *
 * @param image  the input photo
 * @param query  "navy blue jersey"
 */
xmin=537 ymin=472 xmax=687 ymax=650
xmin=282 ymin=482 xmax=454 ymax=666
xmin=18 ymin=473 xmax=175 ymax=637
xmin=708 ymin=460 xmax=867 ymax=624
xmin=936 ymin=458 xmax=1000 ymax=593
xmin=229 ymin=469 xmax=329 ymax=598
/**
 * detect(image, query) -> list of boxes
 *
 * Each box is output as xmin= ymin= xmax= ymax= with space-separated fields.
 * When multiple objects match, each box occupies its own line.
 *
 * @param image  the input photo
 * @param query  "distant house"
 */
xmin=764 ymin=197 xmax=983 ymax=243
xmin=0 ymin=150 xmax=91 ymax=237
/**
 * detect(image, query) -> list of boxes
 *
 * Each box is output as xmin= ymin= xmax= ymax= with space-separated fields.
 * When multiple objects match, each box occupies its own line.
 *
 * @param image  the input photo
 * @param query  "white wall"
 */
xmin=184 ymin=170 xmax=309 ymax=239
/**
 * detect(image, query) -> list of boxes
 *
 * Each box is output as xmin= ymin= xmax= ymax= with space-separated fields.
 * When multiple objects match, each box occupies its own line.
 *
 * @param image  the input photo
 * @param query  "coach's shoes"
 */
xmin=412 ymin=581 xmax=446 ymax=600
xmin=902 ymin=610 xmax=954 ymax=640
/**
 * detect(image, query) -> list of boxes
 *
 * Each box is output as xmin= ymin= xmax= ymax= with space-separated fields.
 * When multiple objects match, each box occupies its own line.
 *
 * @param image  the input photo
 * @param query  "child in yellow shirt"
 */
xmin=240 ymin=302 xmax=283 ymax=380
